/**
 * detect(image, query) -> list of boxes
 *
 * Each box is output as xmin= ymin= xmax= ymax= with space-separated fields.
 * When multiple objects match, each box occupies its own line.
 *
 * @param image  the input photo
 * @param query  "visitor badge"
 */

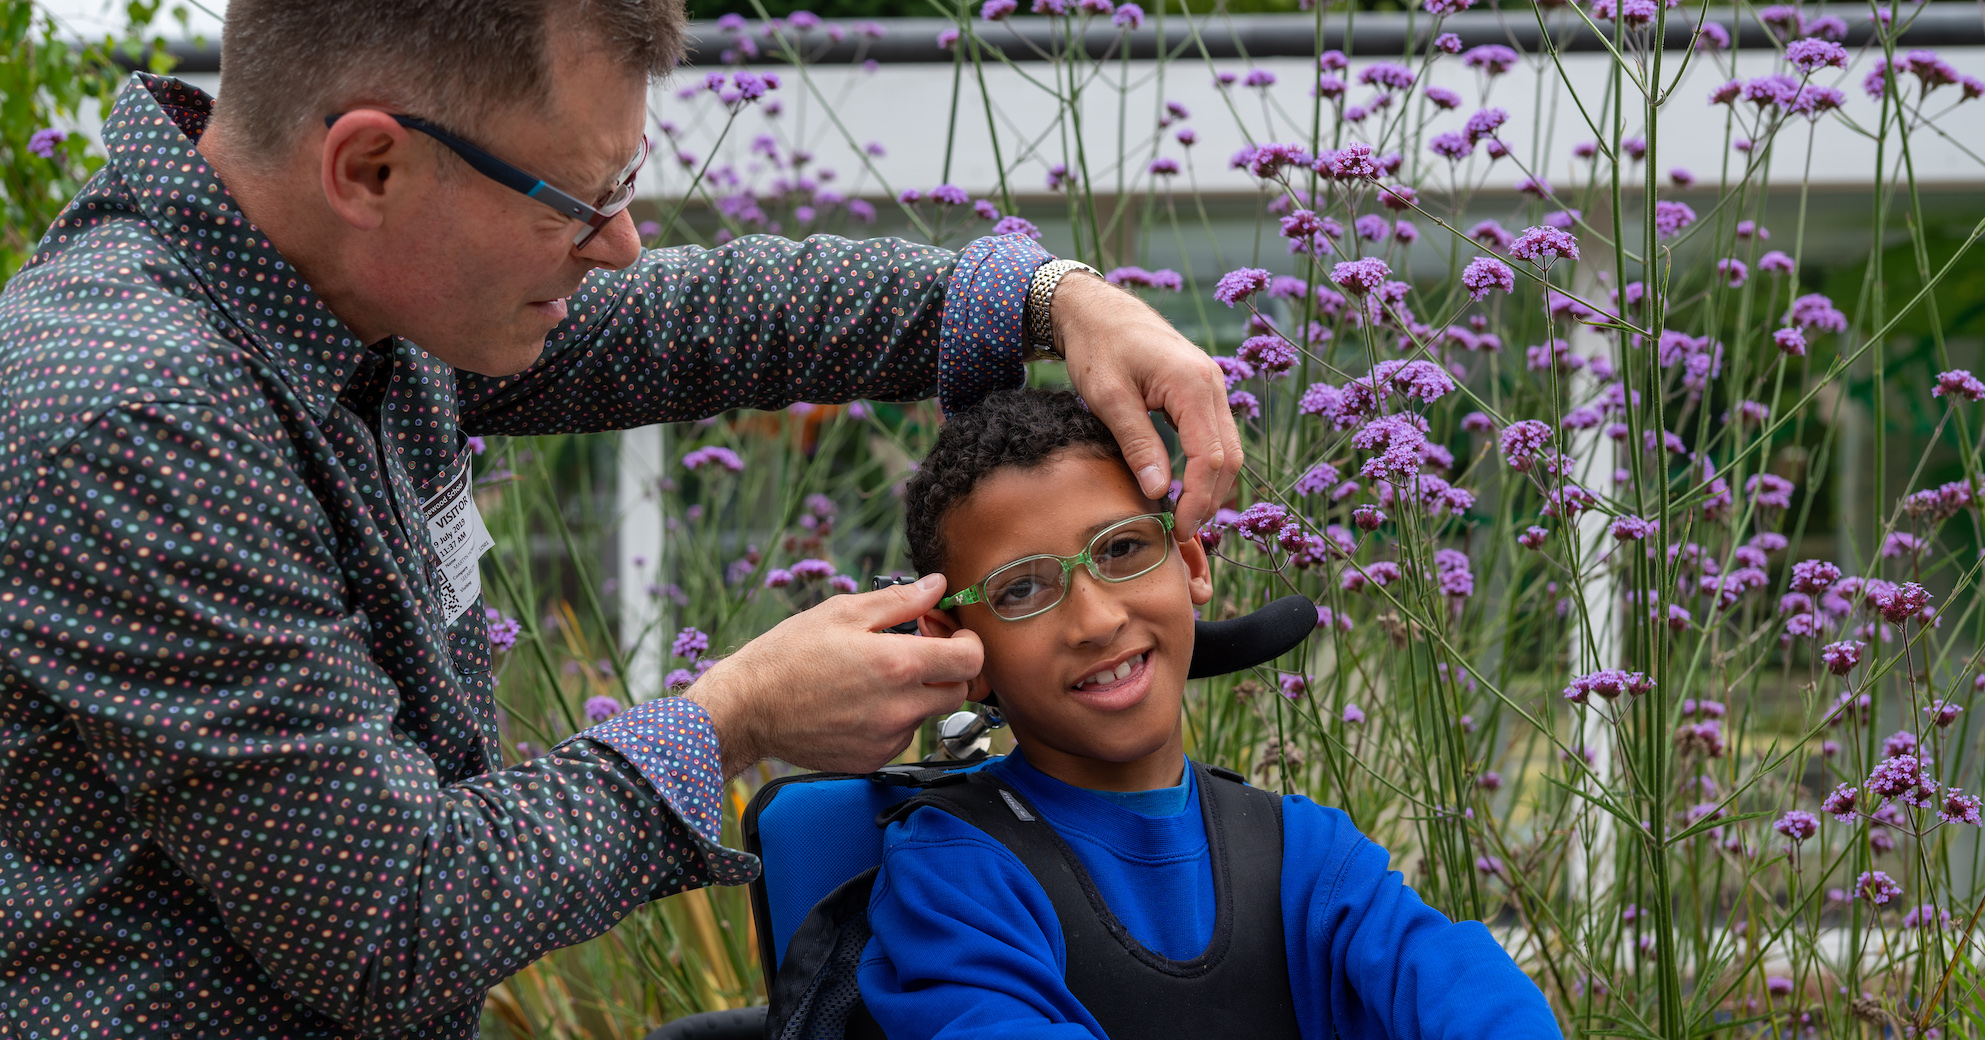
xmin=422 ymin=461 xmax=495 ymax=625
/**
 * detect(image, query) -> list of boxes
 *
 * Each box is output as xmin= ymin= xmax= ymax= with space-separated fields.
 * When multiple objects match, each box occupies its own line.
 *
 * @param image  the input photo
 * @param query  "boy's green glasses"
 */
xmin=938 ymin=513 xmax=1176 ymax=621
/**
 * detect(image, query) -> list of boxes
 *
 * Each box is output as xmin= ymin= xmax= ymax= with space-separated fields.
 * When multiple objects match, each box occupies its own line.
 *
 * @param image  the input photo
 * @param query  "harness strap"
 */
xmin=882 ymin=762 xmax=1302 ymax=1039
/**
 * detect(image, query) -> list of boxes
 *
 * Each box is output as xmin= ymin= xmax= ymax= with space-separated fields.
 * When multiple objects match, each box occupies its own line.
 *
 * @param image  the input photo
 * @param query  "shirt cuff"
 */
xmin=937 ymin=233 xmax=1056 ymax=415
xmin=563 ymin=696 xmax=761 ymax=886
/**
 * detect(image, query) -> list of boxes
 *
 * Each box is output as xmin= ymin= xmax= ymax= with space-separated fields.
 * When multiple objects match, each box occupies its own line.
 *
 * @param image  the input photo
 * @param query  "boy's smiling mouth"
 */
xmin=1068 ymin=649 xmax=1154 ymax=710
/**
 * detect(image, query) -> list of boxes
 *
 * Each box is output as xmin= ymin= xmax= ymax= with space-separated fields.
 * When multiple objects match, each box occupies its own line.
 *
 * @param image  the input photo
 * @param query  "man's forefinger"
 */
xmin=897 ymin=624 xmax=984 ymax=686
xmin=1167 ymin=386 xmax=1243 ymax=537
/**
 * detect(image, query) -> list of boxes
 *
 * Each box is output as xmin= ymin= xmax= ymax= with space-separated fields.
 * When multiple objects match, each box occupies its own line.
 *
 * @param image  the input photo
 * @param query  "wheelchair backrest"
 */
xmin=742 ymin=756 xmax=998 ymax=982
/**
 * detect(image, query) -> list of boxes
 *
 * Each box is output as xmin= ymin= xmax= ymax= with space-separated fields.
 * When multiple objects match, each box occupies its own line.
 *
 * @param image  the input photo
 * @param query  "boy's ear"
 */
xmin=916 ymin=607 xmax=960 ymax=639
xmin=1178 ymin=526 xmax=1214 ymax=606
xmin=917 ymin=608 xmax=995 ymax=703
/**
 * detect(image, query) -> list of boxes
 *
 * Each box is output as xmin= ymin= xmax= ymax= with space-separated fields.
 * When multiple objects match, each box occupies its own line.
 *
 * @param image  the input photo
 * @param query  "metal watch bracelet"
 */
xmin=1024 ymin=258 xmax=1103 ymax=362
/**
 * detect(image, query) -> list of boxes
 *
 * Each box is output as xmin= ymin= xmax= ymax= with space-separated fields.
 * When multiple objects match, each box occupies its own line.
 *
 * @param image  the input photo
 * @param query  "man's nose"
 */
xmin=575 ymin=209 xmax=641 ymax=270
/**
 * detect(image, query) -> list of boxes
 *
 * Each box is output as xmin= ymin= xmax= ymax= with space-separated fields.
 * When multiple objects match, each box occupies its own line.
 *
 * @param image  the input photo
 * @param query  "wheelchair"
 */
xmin=642 ymin=595 xmax=1316 ymax=1040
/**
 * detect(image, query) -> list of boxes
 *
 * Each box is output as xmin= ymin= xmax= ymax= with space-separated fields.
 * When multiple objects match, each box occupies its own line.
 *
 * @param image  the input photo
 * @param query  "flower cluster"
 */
xmin=1563 ymin=669 xmax=1654 ymax=704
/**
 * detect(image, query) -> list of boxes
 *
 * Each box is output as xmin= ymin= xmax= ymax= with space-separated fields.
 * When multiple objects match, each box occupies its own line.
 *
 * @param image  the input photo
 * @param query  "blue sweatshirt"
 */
xmin=858 ymin=752 xmax=1561 ymax=1040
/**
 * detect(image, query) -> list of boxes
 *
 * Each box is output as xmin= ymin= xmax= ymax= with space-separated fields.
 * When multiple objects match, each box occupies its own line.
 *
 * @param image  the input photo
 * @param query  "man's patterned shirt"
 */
xmin=0 ymin=75 xmax=1049 ymax=1038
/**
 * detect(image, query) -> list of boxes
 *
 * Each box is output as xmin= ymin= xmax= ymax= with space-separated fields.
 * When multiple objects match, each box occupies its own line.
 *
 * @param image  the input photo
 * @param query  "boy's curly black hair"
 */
xmin=904 ymin=387 xmax=1131 ymax=578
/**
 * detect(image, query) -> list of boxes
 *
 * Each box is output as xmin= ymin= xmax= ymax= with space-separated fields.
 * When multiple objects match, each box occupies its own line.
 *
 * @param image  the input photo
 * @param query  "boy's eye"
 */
xmin=1099 ymin=535 xmax=1149 ymax=560
xmin=991 ymin=575 xmax=1053 ymax=607
xmin=985 ymin=560 xmax=1064 ymax=616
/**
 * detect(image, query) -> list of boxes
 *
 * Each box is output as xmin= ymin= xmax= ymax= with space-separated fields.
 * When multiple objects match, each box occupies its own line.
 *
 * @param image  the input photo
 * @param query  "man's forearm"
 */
xmin=456 ymin=234 xmax=956 ymax=434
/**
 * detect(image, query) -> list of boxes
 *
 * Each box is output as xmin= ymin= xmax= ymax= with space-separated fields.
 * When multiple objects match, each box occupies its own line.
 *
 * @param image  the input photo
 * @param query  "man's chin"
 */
xmin=425 ymin=335 xmax=549 ymax=377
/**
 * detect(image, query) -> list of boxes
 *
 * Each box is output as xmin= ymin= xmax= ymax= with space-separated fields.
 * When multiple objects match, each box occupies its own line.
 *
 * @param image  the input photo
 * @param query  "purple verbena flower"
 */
xmin=1360 ymin=62 xmax=1417 ymax=92
xmin=1509 ymin=226 xmax=1579 ymax=264
xmin=1461 ymin=44 xmax=1519 ymax=76
xmin=26 ymin=127 xmax=68 ymax=159
xmin=1867 ymin=754 xmax=1936 ymax=807
xmin=1429 ymin=131 xmax=1472 ymax=160
xmin=1214 ymin=267 xmax=1274 ymax=306
xmin=1351 ymin=415 xmax=1430 ymax=482
xmin=1933 ymin=369 xmax=1985 ymax=401
xmin=1786 ymin=293 xmax=1848 ymax=332
xmin=785 ymin=558 xmax=833 ymax=582
xmin=1926 ymin=700 xmax=1964 ymax=728
xmin=1562 ymin=669 xmax=1654 ymax=704
xmin=1653 ymin=200 xmax=1697 ymax=239
xmin=1610 ymin=515 xmax=1658 ymax=541
xmin=1461 ymin=256 xmax=1516 ymax=300
xmin=1857 ymin=870 xmax=1903 ymax=905
xmin=1238 ymin=335 xmax=1299 ymax=376
xmin=1233 ymin=502 xmax=1292 ymax=544
xmin=1294 ymin=461 xmax=1340 ymax=497
xmin=993 ymin=215 xmax=1043 ymax=240
xmin=683 ymin=446 xmax=744 ymax=473
xmin=1319 ymin=142 xmax=1381 ymax=180
xmin=1499 ymin=420 xmax=1553 ymax=469
xmin=1940 ymin=789 xmax=1983 ymax=825
xmin=1775 ymin=809 xmax=1819 ymax=842
xmin=1874 ymin=581 xmax=1932 ymax=624
xmin=1468 ymin=219 xmax=1513 ymax=251
xmin=671 ymin=626 xmax=710 ymax=661
xmin=485 ymin=608 xmax=522 ymax=653
xmin=1330 ymin=257 xmax=1392 ymax=296
xmin=1106 ymin=266 xmax=1185 ymax=291
xmin=1787 ymin=38 xmax=1849 ymax=73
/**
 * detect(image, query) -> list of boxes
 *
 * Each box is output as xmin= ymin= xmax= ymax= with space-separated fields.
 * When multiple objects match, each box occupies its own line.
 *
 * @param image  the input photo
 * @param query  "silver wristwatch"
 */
xmin=1024 ymin=258 xmax=1104 ymax=362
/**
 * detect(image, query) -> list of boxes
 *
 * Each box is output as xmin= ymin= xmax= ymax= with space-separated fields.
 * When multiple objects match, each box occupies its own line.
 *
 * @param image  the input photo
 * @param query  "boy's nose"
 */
xmin=1062 ymin=569 xmax=1129 ymax=647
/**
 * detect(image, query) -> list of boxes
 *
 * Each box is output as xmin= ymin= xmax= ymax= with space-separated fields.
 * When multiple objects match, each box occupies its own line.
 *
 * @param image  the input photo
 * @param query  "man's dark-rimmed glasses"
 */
xmin=324 ymin=112 xmax=648 ymax=248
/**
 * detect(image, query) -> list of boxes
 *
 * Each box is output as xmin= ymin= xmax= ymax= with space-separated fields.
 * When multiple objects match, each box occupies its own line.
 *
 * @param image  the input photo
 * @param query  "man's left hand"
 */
xmin=1050 ymin=273 xmax=1241 ymax=538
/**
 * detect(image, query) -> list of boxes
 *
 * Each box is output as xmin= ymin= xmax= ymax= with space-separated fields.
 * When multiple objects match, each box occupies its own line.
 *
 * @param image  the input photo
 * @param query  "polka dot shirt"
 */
xmin=0 ymin=74 xmax=1050 ymax=1039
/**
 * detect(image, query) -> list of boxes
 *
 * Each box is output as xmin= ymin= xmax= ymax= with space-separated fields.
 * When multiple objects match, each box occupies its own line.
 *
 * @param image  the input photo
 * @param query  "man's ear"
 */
xmin=320 ymin=110 xmax=424 ymax=232
xmin=917 ymin=607 xmax=993 ymax=703
xmin=1179 ymin=527 xmax=1214 ymax=606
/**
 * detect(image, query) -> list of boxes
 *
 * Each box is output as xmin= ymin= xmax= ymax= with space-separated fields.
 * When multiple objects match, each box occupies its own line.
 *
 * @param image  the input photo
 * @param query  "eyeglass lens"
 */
xmin=981 ymin=515 xmax=1172 ymax=620
xmin=572 ymin=140 xmax=649 ymax=247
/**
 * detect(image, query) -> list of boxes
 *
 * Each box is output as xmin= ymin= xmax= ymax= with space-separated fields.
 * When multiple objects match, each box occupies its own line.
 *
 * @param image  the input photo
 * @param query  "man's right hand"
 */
xmin=686 ymin=573 xmax=982 ymax=777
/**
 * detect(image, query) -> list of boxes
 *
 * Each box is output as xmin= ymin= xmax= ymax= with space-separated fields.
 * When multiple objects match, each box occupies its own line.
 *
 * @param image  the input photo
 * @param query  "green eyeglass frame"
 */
xmin=938 ymin=512 xmax=1177 ymax=621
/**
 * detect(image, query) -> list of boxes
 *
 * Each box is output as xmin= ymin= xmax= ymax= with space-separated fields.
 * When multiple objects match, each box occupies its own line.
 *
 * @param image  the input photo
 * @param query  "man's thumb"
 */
xmin=863 ymin=572 xmax=947 ymax=630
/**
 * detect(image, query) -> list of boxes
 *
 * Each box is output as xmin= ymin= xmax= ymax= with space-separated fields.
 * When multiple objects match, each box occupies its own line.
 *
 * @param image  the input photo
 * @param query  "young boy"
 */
xmin=856 ymin=387 xmax=1560 ymax=1040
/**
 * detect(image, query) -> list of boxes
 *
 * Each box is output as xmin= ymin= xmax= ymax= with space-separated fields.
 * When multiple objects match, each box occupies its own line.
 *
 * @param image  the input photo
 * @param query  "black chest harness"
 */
xmin=766 ymin=762 xmax=1302 ymax=1040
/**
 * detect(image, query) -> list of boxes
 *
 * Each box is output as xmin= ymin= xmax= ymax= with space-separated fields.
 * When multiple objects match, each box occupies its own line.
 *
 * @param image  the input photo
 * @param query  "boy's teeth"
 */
xmin=1079 ymin=653 xmax=1143 ymax=689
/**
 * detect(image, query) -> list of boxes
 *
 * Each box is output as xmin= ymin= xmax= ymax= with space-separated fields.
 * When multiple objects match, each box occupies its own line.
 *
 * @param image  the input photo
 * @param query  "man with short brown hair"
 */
xmin=0 ymin=1 xmax=1238 ymax=1037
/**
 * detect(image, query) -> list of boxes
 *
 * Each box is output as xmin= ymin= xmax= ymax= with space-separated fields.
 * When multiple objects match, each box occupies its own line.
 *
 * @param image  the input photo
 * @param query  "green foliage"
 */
xmin=0 ymin=0 xmax=177 ymax=279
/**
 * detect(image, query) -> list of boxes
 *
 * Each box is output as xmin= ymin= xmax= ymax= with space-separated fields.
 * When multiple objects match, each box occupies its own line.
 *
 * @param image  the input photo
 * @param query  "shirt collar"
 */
xmin=104 ymin=73 xmax=368 ymax=419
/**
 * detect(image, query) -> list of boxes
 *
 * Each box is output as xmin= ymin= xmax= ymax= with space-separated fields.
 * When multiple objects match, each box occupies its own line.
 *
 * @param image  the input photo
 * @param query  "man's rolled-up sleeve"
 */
xmin=0 ymin=400 xmax=747 ymax=1033
xmin=455 ymin=232 xmax=1053 ymax=433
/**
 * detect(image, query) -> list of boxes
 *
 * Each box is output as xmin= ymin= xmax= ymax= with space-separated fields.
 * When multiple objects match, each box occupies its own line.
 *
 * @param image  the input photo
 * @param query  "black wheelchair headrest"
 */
xmin=1187 ymin=594 xmax=1318 ymax=679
